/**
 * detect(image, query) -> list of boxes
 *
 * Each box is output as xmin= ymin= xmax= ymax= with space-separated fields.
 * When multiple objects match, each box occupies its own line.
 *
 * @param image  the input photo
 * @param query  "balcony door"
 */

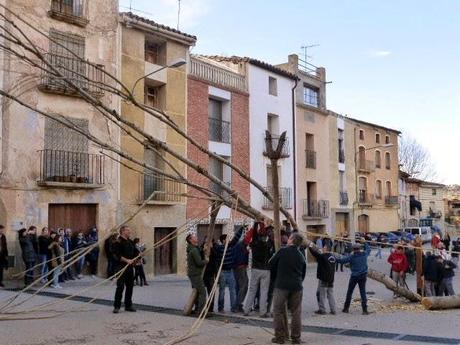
xmin=358 ymin=146 xmax=366 ymax=169
xmin=358 ymin=214 xmax=369 ymax=233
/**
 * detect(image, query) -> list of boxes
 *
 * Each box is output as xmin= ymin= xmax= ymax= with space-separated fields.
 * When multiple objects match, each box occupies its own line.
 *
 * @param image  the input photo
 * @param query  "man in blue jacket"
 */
xmin=337 ymin=241 xmax=371 ymax=315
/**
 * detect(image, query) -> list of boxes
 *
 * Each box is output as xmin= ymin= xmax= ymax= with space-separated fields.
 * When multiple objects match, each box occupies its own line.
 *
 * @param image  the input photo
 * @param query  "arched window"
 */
xmin=358 ymin=214 xmax=369 ymax=233
xmin=375 ymin=150 xmax=381 ymax=168
xmin=376 ymin=180 xmax=382 ymax=199
xmin=385 ymin=135 xmax=390 ymax=144
xmin=358 ymin=146 xmax=366 ymax=169
xmin=386 ymin=181 xmax=392 ymax=197
xmin=385 ymin=152 xmax=391 ymax=169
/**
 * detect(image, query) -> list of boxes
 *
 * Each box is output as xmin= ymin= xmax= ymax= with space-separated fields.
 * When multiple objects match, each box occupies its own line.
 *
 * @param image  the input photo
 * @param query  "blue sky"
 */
xmin=120 ymin=0 xmax=460 ymax=184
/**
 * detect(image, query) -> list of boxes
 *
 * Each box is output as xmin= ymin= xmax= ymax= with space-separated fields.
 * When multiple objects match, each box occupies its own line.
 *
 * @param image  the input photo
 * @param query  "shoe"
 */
xmin=113 ymin=308 xmax=120 ymax=314
xmin=314 ymin=310 xmax=326 ymax=315
xmin=271 ymin=337 xmax=285 ymax=344
xmin=291 ymin=339 xmax=302 ymax=344
xmin=125 ymin=307 xmax=136 ymax=312
xmin=342 ymin=308 xmax=349 ymax=313
xmin=330 ymin=311 xmax=337 ymax=315
xmin=231 ymin=309 xmax=237 ymax=313
xmin=260 ymin=313 xmax=270 ymax=318
xmin=144 ymin=282 xmax=149 ymax=286
xmin=218 ymin=308 xmax=224 ymax=313
xmin=362 ymin=310 xmax=370 ymax=315
xmin=0 ymin=283 xmax=5 ymax=287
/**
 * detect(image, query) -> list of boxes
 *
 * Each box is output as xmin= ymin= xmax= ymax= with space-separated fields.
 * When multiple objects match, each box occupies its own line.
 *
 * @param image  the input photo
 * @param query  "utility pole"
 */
xmin=264 ymin=130 xmax=287 ymax=250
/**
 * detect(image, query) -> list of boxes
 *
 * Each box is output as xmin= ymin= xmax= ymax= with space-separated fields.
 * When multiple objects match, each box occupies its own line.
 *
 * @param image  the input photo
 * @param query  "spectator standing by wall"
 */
xmin=0 ymin=225 xmax=8 ymax=287
xmin=38 ymin=227 xmax=51 ymax=284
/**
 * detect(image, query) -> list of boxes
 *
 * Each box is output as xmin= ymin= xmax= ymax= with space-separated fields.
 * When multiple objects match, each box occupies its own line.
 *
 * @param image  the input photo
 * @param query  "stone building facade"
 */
xmin=0 ymin=0 xmax=120 ymax=274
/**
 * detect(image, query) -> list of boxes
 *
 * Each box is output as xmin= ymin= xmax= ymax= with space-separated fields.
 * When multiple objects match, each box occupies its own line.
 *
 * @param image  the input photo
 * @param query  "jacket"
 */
xmin=187 ymin=243 xmax=208 ymax=276
xmin=442 ymin=260 xmax=456 ymax=279
xmin=309 ymin=248 xmax=336 ymax=285
xmin=423 ymin=255 xmax=443 ymax=282
xmin=38 ymin=236 xmax=51 ymax=256
xmin=19 ymin=235 xmax=37 ymax=263
xmin=214 ymin=227 xmax=244 ymax=271
xmin=233 ymin=241 xmax=249 ymax=267
xmin=387 ymin=252 xmax=409 ymax=273
xmin=0 ymin=234 xmax=8 ymax=266
xmin=48 ymin=242 xmax=64 ymax=268
xmin=244 ymin=224 xmax=275 ymax=270
xmin=112 ymin=236 xmax=139 ymax=271
xmin=337 ymin=243 xmax=371 ymax=277
xmin=269 ymin=246 xmax=306 ymax=291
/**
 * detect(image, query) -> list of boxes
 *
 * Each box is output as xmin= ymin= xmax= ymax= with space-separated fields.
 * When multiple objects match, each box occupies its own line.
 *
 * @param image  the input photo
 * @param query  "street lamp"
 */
xmin=131 ymin=58 xmax=187 ymax=95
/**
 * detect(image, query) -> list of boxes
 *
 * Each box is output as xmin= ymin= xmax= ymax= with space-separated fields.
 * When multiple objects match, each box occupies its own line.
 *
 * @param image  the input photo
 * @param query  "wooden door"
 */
xmin=335 ymin=213 xmax=348 ymax=237
xmin=154 ymin=227 xmax=176 ymax=275
xmin=48 ymin=204 xmax=97 ymax=233
xmin=358 ymin=214 xmax=369 ymax=233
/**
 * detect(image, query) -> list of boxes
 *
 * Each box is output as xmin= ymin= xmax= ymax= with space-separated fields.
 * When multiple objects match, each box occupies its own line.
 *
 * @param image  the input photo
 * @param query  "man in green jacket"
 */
xmin=186 ymin=233 xmax=209 ymax=315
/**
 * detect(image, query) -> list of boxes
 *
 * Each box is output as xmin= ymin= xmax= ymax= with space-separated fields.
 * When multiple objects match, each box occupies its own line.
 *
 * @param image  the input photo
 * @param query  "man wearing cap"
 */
xmin=336 ymin=240 xmax=371 ymax=315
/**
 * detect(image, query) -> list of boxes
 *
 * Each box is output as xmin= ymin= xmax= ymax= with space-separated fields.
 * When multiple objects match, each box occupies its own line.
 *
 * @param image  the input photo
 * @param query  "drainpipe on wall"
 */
xmin=291 ymin=78 xmax=298 ymax=224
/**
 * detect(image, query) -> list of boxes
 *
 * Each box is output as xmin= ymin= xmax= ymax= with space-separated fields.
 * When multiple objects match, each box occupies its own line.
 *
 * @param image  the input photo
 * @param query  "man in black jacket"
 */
xmin=309 ymin=243 xmax=337 ymax=315
xmin=269 ymin=233 xmax=306 ymax=345
xmin=423 ymin=252 xmax=443 ymax=297
xmin=0 ymin=225 xmax=8 ymax=287
xmin=112 ymin=226 xmax=139 ymax=313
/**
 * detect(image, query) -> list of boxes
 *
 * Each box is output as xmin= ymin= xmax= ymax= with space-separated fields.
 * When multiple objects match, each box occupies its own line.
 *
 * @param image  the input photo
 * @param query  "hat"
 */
xmin=352 ymin=243 xmax=362 ymax=250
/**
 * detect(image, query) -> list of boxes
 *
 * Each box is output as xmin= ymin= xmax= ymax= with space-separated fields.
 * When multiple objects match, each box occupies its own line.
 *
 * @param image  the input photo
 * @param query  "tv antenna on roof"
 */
xmin=301 ymin=44 xmax=320 ymax=63
xmin=177 ymin=0 xmax=181 ymax=30
xmin=129 ymin=0 xmax=133 ymax=12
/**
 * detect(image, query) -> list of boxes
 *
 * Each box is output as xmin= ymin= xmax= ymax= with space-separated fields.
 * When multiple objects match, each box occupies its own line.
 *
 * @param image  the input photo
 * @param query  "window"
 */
xmin=376 ymin=133 xmax=380 ymax=144
xmin=268 ymin=76 xmax=278 ymax=96
xmin=145 ymin=41 xmax=166 ymax=65
xmin=45 ymin=117 xmax=88 ymax=152
xmin=305 ymin=133 xmax=315 ymax=169
xmin=375 ymin=150 xmax=381 ymax=169
xmin=267 ymin=114 xmax=279 ymax=135
xmin=385 ymin=135 xmax=390 ymax=144
xmin=50 ymin=29 xmax=85 ymax=58
xmin=385 ymin=152 xmax=391 ymax=169
xmin=376 ymin=180 xmax=382 ymax=199
xmin=359 ymin=129 xmax=364 ymax=140
xmin=432 ymin=189 xmax=437 ymax=196
xmin=144 ymin=85 xmax=164 ymax=109
xmin=339 ymin=171 xmax=345 ymax=192
xmin=209 ymin=99 xmax=230 ymax=143
xmin=386 ymin=181 xmax=392 ymax=197
xmin=143 ymin=147 xmax=166 ymax=200
xmin=338 ymin=129 xmax=345 ymax=163
xmin=303 ymin=85 xmax=319 ymax=107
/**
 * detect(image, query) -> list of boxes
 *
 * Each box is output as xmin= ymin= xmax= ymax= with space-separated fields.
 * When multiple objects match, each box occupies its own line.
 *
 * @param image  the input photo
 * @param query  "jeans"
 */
xmin=114 ymin=266 xmax=134 ymax=309
xmin=75 ymin=256 xmax=85 ymax=275
xmin=317 ymin=280 xmax=336 ymax=313
xmin=24 ymin=261 xmax=35 ymax=286
xmin=440 ymin=277 xmax=455 ymax=296
xmin=424 ymin=280 xmax=437 ymax=297
xmin=273 ymin=289 xmax=303 ymax=342
xmin=344 ymin=274 xmax=367 ymax=311
xmin=39 ymin=254 xmax=49 ymax=279
xmin=392 ymin=271 xmax=406 ymax=294
xmin=218 ymin=270 xmax=237 ymax=312
xmin=233 ymin=266 xmax=248 ymax=310
xmin=243 ymin=269 xmax=270 ymax=315
xmin=52 ymin=266 xmax=62 ymax=286
xmin=375 ymin=247 xmax=382 ymax=259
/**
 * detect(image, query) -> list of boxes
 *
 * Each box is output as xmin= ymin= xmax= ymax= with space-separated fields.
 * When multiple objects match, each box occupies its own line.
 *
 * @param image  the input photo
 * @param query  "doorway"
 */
xmin=154 ymin=227 xmax=177 ymax=275
xmin=335 ymin=212 xmax=349 ymax=237
xmin=358 ymin=214 xmax=369 ymax=233
xmin=48 ymin=204 xmax=97 ymax=233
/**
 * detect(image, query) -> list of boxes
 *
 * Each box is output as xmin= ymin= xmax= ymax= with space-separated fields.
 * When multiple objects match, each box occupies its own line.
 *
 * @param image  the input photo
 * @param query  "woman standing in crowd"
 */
xmin=49 ymin=234 xmax=64 ymax=289
xmin=134 ymin=238 xmax=148 ymax=286
xmin=18 ymin=227 xmax=38 ymax=286
xmin=38 ymin=227 xmax=51 ymax=283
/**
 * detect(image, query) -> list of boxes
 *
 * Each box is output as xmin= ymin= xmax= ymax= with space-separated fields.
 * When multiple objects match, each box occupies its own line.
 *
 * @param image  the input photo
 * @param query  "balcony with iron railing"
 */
xmin=38 ymin=149 xmax=104 ymax=188
xmin=38 ymin=53 xmax=104 ymax=97
xmin=263 ymin=187 xmax=292 ymax=210
xmin=358 ymin=191 xmax=374 ymax=206
xmin=263 ymin=135 xmax=290 ymax=158
xmin=302 ymin=199 xmax=330 ymax=219
xmin=358 ymin=159 xmax=375 ymax=173
xmin=340 ymin=191 xmax=349 ymax=206
xmin=190 ymin=57 xmax=247 ymax=92
xmin=305 ymin=150 xmax=316 ymax=169
xmin=385 ymin=196 xmax=399 ymax=206
xmin=142 ymin=174 xmax=182 ymax=203
xmin=49 ymin=0 xmax=88 ymax=27
xmin=208 ymin=117 xmax=231 ymax=144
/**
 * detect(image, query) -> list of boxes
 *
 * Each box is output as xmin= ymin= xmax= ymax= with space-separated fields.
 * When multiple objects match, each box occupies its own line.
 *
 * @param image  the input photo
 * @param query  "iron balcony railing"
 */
xmin=39 ymin=53 xmax=104 ymax=96
xmin=38 ymin=149 xmax=104 ymax=185
xmin=208 ymin=117 xmax=231 ymax=144
xmin=298 ymin=57 xmax=321 ymax=80
xmin=385 ymin=196 xmax=399 ymax=206
xmin=263 ymin=134 xmax=290 ymax=158
xmin=190 ymin=57 xmax=247 ymax=92
xmin=340 ymin=191 xmax=349 ymax=206
xmin=142 ymin=174 xmax=182 ymax=202
xmin=49 ymin=0 xmax=88 ymax=26
xmin=263 ymin=187 xmax=292 ymax=210
xmin=305 ymin=149 xmax=316 ymax=169
xmin=302 ymin=200 xmax=330 ymax=219
xmin=358 ymin=159 xmax=375 ymax=173
xmin=358 ymin=191 xmax=374 ymax=205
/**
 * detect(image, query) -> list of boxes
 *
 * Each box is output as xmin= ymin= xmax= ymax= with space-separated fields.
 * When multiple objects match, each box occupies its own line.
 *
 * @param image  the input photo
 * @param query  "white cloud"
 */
xmin=369 ymin=50 xmax=391 ymax=58
xmin=121 ymin=0 xmax=210 ymax=30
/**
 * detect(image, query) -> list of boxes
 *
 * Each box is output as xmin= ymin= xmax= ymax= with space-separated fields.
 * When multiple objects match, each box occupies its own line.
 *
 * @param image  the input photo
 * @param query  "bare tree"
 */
xmin=399 ymin=134 xmax=438 ymax=181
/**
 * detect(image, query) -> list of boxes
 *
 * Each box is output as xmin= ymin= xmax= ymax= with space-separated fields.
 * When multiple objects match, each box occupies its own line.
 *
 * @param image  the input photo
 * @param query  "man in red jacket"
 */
xmin=387 ymin=246 xmax=409 ymax=295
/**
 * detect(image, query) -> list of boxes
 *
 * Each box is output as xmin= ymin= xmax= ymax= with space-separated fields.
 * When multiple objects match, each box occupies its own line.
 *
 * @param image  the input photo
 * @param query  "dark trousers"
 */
xmin=24 ymin=261 xmax=35 ymax=286
xmin=114 ymin=267 xmax=134 ymax=309
xmin=134 ymin=265 xmax=147 ymax=285
xmin=335 ymin=262 xmax=343 ymax=272
xmin=0 ymin=264 xmax=5 ymax=284
xmin=234 ymin=266 xmax=248 ymax=309
xmin=203 ymin=274 xmax=216 ymax=312
xmin=344 ymin=274 xmax=367 ymax=311
xmin=189 ymin=274 xmax=207 ymax=314
xmin=272 ymin=288 xmax=303 ymax=342
xmin=107 ymin=259 xmax=115 ymax=278
xmin=87 ymin=257 xmax=98 ymax=275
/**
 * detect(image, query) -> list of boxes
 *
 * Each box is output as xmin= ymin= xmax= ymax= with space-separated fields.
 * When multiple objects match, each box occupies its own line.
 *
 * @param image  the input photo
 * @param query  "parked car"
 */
xmin=403 ymin=227 xmax=432 ymax=244
xmin=387 ymin=231 xmax=402 ymax=244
